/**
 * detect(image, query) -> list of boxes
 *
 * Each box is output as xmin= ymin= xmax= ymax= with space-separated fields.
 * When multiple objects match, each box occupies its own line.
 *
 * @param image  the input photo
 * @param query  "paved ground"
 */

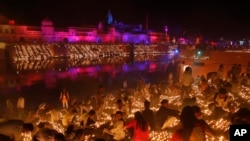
xmin=179 ymin=51 xmax=249 ymax=78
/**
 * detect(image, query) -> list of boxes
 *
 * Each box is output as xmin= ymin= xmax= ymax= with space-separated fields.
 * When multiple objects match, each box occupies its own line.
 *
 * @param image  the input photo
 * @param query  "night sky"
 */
xmin=0 ymin=0 xmax=250 ymax=40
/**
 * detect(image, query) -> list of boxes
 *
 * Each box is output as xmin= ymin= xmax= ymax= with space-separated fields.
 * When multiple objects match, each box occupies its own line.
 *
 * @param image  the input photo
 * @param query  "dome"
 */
xmin=41 ymin=18 xmax=53 ymax=26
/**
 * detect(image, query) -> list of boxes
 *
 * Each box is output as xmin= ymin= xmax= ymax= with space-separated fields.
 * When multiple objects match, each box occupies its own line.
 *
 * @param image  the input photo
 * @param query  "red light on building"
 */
xmin=8 ymin=20 xmax=15 ymax=25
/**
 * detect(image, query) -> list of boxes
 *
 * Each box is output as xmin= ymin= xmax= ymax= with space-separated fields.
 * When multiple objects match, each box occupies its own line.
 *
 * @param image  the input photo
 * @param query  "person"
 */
xmin=231 ymin=107 xmax=250 ymax=124
xmin=166 ymin=59 xmax=175 ymax=83
xmin=149 ymin=83 xmax=160 ymax=107
xmin=113 ymin=99 xmax=128 ymax=119
xmin=192 ymin=105 xmax=216 ymax=137
xmin=214 ymin=88 xmax=232 ymax=112
xmin=64 ymin=124 xmax=75 ymax=140
xmin=0 ymin=134 xmax=12 ymax=141
xmin=181 ymin=97 xmax=197 ymax=109
xmin=95 ymin=138 xmax=106 ymax=141
xmin=122 ymin=79 xmax=128 ymax=90
xmin=71 ymin=109 xmax=83 ymax=128
xmin=81 ymin=109 xmax=97 ymax=128
xmin=46 ymin=105 xmax=60 ymax=124
xmin=124 ymin=111 xmax=150 ymax=141
xmin=94 ymin=85 xmax=106 ymax=113
xmin=60 ymin=88 xmax=70 ymax=109
xmin=247 ymin=61 xmax=250 ymax=76
xmin=199 ymin=75 xmax=208 ymax=92
xmin=103 ymin=111 xmax=126 ymax=141
xmin=0 ymin=119 xmax=34 ymax=141
xmin=155 ymin=99 xmax=179 ymax=130
xmin=6 ymin=98 xmax=14 ymax=117
xmin=211 ymin=87 xmax=232 ymax=118
xmin=217 ymin=64 xmax=224 ymax=80
xmin=170 ymin=106 xmax=206 ymax=141
xmin=230 ymin=76 xmax=240 ymax=94
xmin=72 ymin=129 xmax=85 ymax=141
xmin=180 ymin=66 xmax=194 ymax=99
xmin=62 ymin=109 xmax=77 ymax=128
xmin=17 ymin=95 xmax=25 ymax=111
xmin=33 ymin=128 xmax=58 ymax=141
xmin=17 ymin=95 xmax=25 ymax=119
xmin=54 ymin=132 xmax=66 ymax=141
xmin=178 ymin=61 xmax=186 ymax=83
xmin=141 ymin=100 xmax=156 ymax=130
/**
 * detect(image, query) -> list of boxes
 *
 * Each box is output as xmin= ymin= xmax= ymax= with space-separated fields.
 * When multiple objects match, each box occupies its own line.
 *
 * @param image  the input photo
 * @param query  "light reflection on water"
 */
xmin=12 ymin=56 xmax=168 ymax=88
xmin=0 ymin=55 xmax=172 ymax=110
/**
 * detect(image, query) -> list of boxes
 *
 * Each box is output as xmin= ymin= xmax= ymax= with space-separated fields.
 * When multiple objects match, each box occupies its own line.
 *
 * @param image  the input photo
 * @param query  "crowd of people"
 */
xmin=1 ymin=58 xmax=250 ymax=141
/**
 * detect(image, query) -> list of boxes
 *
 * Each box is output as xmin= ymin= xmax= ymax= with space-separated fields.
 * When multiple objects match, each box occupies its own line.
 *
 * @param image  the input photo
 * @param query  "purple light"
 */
xmin=136 ymin=63 xmax=147 ymax=71
xmin=122 ymin=64 xmax=130 ymax=72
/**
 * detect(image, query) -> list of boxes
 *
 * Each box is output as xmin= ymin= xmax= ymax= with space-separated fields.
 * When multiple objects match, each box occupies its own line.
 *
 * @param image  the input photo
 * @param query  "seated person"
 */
xmin=181 ymin=97 xmax=197 ymax=109
xmin=155 ymin=99 xmax=179 ymax=130
xmin=33 ymin=128 xmax=58 ymax=141
xmin=0 ymin=119 xmax=34 ymax=141
xmin=113 ymin=99 xmax=128 ymax=119
xmin=103 ymin=111 xmax=126 ymax=141
xmin=203 ymin=85 xmax=217 ymax=102
xmin=54 ymin=133 xmax=66 ymax=141
xmin=213 ymin=88 xmax=232 ymax=112
xmin=73 ymin=129 xmax=85 ymax=141
xmin=209 ymin=88 xmax=232 ymax=119
xmin=231 ymin=108 xmax=250 ymax=124
xmin=64 ymin=124 xmax=76 ymax=141
xmin=192 ymin=105 xmax=216 ymax=137
xmin=0 ymin=134 xmax=12 ymax=141
xmin=80 ymin=109 xmax=97 ymax=128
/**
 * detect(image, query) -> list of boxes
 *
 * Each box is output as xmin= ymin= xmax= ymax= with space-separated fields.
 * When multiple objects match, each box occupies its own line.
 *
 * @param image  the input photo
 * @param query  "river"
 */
xmin=0 ymin=54 xmax=172 ymax=112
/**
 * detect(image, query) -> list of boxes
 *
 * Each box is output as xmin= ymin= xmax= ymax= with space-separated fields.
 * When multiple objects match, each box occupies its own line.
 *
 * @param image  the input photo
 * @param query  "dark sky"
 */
xmin=0 ymin=0 xmax=250 ymax=40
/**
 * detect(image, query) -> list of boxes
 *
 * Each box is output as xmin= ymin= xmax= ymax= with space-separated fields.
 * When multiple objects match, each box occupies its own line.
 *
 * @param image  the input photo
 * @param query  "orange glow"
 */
xmin=0 ymin=42 xmax=6 ymax=49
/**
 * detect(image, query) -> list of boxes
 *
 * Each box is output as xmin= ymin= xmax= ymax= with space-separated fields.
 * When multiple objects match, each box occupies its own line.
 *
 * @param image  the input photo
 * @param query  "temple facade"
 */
xmin=0 ymin=18 xmax=170 ymax=44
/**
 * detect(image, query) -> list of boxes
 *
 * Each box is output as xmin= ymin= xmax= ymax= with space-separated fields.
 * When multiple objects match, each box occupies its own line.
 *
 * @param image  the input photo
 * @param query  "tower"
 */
xmin=145 ymin=14 xmax=149 ymax=31
xmin=106 ymin=9 xmax=114 ymax=25
xmin=41 ymin=18 xmax=54 ymax=42
xmin=41 ymin=18 xmax=54 ymax=34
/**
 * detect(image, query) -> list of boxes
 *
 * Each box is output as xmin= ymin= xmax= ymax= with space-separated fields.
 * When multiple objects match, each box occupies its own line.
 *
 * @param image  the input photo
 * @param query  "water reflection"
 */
xmin=12 ymin=55 xmax=167 ymax=71
xmin=0 ymin=55 xmax=171 ymax=91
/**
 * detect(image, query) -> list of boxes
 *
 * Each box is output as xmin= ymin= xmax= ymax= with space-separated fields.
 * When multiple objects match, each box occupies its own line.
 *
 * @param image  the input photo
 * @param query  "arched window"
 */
xmin=63 ymin=38 xmax=68 ymax=43
xmin=19 ymin=37 xmax=25 ymax=42
xmin=5 ymin=28 xmax=9 ymax=34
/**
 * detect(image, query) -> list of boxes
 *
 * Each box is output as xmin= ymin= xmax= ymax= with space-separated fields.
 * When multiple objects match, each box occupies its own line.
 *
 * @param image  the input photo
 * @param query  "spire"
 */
xmin=145 ymin=14 xmax=149 ymax=31
xmin=107 ymin=9 xmax=113 ymax=25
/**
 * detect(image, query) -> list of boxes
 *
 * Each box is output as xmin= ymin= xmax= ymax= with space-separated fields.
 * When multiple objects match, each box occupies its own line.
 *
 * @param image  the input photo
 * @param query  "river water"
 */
xmin=0 ymin=54 xmax=173 ymax=111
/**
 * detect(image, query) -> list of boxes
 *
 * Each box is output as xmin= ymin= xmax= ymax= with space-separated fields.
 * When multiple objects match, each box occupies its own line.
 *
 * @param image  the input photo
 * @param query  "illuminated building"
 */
xmin=0 ymin=15 xmax=168 ymax=44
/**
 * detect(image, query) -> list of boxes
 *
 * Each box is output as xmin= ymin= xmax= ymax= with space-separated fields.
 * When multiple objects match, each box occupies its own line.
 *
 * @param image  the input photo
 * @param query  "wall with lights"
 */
xmin=0 ymin=18 xmax=169 ymax=44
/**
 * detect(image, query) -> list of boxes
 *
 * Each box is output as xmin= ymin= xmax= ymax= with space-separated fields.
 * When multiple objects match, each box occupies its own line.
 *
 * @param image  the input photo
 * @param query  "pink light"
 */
xmin=149 ymin=63 xmax=156 ymax=69
xmin=150 ymin=36 xmax=158 ymax=43
xmin=103 ymin=65 xmax=112 ymax=72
